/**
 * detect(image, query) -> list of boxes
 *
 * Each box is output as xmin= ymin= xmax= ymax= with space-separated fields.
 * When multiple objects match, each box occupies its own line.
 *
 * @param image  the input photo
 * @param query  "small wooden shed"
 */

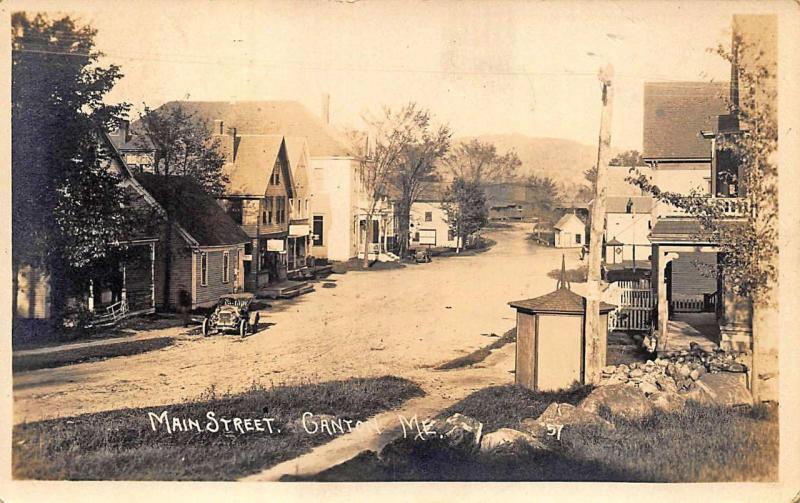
xmin=553 ymin=213 xmax=586 ymax=248
xmin=509 ymin=260 xmax=615 ymax=391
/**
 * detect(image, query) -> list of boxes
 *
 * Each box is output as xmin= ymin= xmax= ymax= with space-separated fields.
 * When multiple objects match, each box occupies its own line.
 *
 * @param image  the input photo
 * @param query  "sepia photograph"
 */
xmin=3 ymin=0 xmax=800 ymax=499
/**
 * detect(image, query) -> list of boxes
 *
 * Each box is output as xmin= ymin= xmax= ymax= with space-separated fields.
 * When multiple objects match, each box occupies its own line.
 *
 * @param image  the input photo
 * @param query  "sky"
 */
xmin=25 ymin=0 xmax=777 ymax=150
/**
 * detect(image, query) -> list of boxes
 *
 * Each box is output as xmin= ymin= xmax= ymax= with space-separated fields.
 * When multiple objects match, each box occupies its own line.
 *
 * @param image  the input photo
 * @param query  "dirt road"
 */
xmin=14 ymin=223 xmax=585 ymax=424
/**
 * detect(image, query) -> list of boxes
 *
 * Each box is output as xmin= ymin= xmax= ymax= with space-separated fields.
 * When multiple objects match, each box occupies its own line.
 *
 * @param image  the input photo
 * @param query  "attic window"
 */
xmin=271 ymin=160 xmax=281 ymax=185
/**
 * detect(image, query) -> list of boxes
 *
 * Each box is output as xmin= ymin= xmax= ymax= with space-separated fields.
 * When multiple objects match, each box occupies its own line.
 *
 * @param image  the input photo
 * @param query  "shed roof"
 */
xmin=642 ymin=82 xmax=730 ymax=160
xmin=553 ymin=213 xmax=584 ymax=231
xmin=509 ymin=287 xmax=615 ymax=315
xmin=135 ymin=174 xmax=250 ymax=247
xmin=157 ymin=101 xmax=355 ymax=158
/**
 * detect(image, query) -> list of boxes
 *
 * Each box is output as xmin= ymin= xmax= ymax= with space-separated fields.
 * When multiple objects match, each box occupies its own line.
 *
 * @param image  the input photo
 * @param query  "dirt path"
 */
xmin=241 ymin=344 xmax=516 ymax=481
xmin=14 ymin=223 xmax=586 ymax=424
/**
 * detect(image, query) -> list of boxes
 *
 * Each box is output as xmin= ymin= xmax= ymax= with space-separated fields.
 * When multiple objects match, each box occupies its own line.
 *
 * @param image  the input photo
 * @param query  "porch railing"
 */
xmin=91 ymin=298 xmax=129 ymax=327
xmin=657 ymin=197 xmax=749 ymax=218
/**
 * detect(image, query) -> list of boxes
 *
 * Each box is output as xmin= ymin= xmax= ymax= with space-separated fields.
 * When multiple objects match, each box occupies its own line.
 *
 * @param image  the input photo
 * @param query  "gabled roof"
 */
xmin=284 ymin=136 xmax=309 ymax=175
xmin=606 ymin=196 xmax=653 ymax=214
xmin=509 ymin=287 xmax=615 ymax=315
xmin=223 ymin=135 xmax=293 ymax=198
xmin=157 ymin=101 xmax=355 ymax=159
xmin=642 ymin=82 xmax=730 ymax=160
xmin=553 ymin=213 xmax=584 ymax=231
xmin=135 ymin=174 xmax=249 ymax=247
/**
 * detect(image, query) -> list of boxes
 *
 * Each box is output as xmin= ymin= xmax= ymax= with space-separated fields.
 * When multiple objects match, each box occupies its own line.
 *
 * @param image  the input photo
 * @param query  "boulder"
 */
xmin=683 ymin=383 xmax=714 ymax=405
xmin=696 ymin=372 xmax=752 ymax=406
xmin=602 ymin=365 xmax=617 ymax=374
xmin=521 ymin=402 xmax=614 ymax=436
xmin=578 ymin=384 xmax=653 ymax=420
xmin=638 ymin=381 xmax=659 ymax=395
xmin=629 ymin=368 xmax=644 ymax=378
xmin=649 ymin=391 xmax=687 ymax=413
xmin=429 ymin=413 xmax=484 ymax=452
xmin=479 ymin=428 xmax=548 ymax=457
xmin=655 ymin=376 xmax=678 ymax=393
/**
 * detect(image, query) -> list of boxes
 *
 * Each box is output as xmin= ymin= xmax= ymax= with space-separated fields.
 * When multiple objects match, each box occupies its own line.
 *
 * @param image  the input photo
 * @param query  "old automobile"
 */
xmin=414 ymin=248 xmax=432 ymax=263
xmin=202 ymin=293 xmax=260 ymax=337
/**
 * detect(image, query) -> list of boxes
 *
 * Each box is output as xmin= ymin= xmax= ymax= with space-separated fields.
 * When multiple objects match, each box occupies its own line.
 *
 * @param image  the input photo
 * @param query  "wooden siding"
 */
xmin=193 ymin=247 xmax=245 ymax=308
xmin=15 ymin=265 xmax=51 ymax=319
xmin=515 ymin=312 xmax=536 ymax=390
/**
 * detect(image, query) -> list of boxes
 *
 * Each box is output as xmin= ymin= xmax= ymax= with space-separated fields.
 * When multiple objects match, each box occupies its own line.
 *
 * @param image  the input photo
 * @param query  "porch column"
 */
xmin=658 ymin=251 xmax=680 ymax=352
xmin=121 ymin=263 xmax=127 ymax=304
xmin=150 ymin=242 xmax=156 ymax=309
xmin=88 ymin=279 xmax=95 ymax=313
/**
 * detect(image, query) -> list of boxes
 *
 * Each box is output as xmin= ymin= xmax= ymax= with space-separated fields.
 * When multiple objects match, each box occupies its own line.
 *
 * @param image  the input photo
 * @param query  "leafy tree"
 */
xmin=627 ymin=36 xmax=776 ymax=302
xmin=609 ymin=150 xmax=644 ymax=167
xmin=12 ymin=13 xmax=132 ymax=319
xmin=445 ymin=139 xmax=521 ymax=185
xmin=526 ymin=175 xmax=561 ymax=225
xmin=136 ymin=103 xmax=229 ymax=197
xmin=442 ymin=177 xmax=489 ymax=253
xmin=390 ymin=104 xmax=452 ymax=257
xmin=134 ymin=103 xmax=230 ymax=306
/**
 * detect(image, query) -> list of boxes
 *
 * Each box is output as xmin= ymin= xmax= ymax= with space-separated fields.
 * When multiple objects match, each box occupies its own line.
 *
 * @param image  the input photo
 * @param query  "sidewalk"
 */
xmin=13 ymin=324 xmax=192 ymax=357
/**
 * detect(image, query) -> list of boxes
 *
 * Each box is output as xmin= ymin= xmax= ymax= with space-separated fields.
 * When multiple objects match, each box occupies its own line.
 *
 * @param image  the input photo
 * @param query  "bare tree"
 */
xmin=359 ymin=105 xmax=424 ymax=267
xmin=392 ymin=105 xmax=451 ymax=257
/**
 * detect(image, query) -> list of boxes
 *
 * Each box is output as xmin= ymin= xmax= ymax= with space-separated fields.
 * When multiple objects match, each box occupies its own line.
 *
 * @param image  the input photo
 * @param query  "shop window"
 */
xmin=200 ymin=252 xmax=208 ymax=286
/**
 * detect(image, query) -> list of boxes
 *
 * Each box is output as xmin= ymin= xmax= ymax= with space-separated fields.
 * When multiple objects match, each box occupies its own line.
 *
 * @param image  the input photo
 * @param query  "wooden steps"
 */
xmin=258 ymin=280 xmax=314 ymax=300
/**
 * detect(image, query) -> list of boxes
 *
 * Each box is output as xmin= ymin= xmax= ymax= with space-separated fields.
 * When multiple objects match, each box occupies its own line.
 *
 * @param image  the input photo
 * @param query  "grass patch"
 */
xmin=435 ymin=328 xmax=516 ymax=370
xmin=12 ymin=376 xmax=424 ymax=480
xmin=299 ymin=387 xmax=777 ymax=482
xmin=13 ymin=337 xmax=175 ymax=372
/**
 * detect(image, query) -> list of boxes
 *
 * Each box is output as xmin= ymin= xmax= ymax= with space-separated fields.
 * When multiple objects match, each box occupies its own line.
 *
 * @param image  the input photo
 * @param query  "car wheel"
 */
xmin=239 ymin=319 xmax=248 ymax=337
xmin=251 ymin=313 xmax=260 ymax=334
xmin=202 ymin=318 xmax=211 ymax=337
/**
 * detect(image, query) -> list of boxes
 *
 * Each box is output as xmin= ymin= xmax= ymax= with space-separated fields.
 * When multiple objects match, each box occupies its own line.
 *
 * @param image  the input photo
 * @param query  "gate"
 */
xmin=605 ymin=279 xmax=654 ymax=331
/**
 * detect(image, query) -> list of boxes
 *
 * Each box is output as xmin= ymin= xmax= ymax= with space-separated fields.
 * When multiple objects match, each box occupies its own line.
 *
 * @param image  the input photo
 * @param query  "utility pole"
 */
xmin=585 ymin=64 xmax=614 ymax=384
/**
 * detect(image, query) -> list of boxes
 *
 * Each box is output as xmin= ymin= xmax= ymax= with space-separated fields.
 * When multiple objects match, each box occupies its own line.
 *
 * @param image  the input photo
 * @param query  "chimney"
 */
xmin=321 ymin=93 xmax=330 ymax=125
xmin=214 ymin=119 xmax=224 ymax=135
xmin=121 ymin=119 xmax=131 ymax=142
xmin=229 ymin=126 xmax=239 ymax=161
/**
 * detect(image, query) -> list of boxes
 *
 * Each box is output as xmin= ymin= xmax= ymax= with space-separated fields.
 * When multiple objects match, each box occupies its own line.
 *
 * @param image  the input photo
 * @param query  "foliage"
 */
xmin=12 ymin=13 xmax=133 ymax=306
xmin=390 ymin=105 xmax=452 ymax=256
xmin=360 ymin=104 xmax=432 ymax=265
xmin=442 ymin=177 xmax=489 ymax=251
xmin=136 ymin=103 xmax=229 ymax=197
xmin=609 ymin=150 xmax=644 ymax=167
xmin=526 ymin=174 xmax=561 ymax=223
xmin=627 ymin=35 xmax=777 ymax=302
xmin=444 ymin=139 xmax=521 ymax=185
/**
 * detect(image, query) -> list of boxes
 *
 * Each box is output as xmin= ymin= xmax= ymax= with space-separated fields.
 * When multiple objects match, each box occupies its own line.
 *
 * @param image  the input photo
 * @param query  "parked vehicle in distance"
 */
xmin=202 ymin=293 xmax=260 ymax=337
xmin=414 ymin=248 xmax=432 ymax=263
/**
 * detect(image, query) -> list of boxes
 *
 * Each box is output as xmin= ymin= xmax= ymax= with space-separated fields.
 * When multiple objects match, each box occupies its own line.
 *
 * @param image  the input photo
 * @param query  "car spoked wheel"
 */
xmin=202 ymin=318 xmax=211 ymax=337
xmin=239 ymin=319 xmax=248 ymax=337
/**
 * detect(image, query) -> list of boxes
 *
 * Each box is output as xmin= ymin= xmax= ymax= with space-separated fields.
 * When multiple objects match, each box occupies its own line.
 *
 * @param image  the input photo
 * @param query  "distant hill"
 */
xmin=454 ymin=134 xmax=622 ymax=187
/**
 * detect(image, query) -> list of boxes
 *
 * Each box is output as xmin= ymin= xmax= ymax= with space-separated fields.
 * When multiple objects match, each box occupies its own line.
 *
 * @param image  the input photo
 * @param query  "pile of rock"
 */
xmin=661 ymin=345 xmax=750 ymax=374
xmin=599 ymin=348 xmax=750 ymax=395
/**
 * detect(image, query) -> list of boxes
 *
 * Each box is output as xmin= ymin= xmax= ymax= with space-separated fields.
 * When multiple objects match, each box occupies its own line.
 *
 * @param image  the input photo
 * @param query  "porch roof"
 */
xmin=649 ymin=218 xmax=707 ymax=244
